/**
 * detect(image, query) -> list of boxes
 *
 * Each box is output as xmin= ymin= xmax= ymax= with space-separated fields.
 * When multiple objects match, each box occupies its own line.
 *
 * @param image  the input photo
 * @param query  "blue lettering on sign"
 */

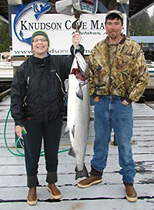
xmin=13 ymin=1 xmax=51 ymax=45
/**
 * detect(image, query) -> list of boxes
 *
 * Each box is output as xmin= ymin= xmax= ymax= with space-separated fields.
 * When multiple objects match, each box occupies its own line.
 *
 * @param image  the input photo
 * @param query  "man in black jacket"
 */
xmin=11 ymin=30 xmax=83 ymax=205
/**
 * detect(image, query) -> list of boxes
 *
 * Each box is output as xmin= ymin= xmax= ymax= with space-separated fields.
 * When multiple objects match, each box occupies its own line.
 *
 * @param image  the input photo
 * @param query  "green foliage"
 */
xmin=130 ymin=10 xmax=154 ymax=36
xmin=0 ymin=20 xmax=11 ymax=53
xmin=149 ymin=14 xmax=154 ymax=35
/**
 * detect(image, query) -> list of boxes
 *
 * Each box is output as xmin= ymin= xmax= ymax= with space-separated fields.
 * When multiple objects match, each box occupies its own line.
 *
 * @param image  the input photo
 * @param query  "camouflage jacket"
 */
xmin=88 ymin=35 xmax=149 ymax=102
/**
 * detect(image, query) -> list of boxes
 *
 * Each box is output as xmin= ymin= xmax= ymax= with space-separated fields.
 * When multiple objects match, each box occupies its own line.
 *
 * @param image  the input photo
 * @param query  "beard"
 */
xmin=109 ymin=31 xmax=117 ymax=40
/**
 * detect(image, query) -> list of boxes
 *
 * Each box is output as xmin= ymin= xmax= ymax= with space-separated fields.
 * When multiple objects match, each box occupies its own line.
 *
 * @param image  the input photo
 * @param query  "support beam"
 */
xmin=8 ymin=5 xmax=19 ymax=38
xmin=0 ymin=15 xmax=9 ymax=23
xmin=98 ymin=0 xmax=108 ymax=13
xmin=117 ymin=0 xmax=129 ymax=35
xmin=7 ymin=0 xmax=22 ymax=5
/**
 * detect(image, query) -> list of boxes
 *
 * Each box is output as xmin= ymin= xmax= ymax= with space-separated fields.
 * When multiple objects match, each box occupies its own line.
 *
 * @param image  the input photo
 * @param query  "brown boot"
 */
xmin=47 ymin=183 xmax=62 ymax=200
xmin=27 ymin=187 xmax=37 ymax=205
xmin=78 ymin=175 xmax=102 ymax=188
xmin=124 ymin=184 xmax=137 ymax=202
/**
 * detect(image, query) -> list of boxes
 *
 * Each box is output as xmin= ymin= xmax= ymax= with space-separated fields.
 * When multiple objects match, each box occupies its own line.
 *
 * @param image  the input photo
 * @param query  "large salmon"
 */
xmin=65 ymin=53 xmax=90 ymax=180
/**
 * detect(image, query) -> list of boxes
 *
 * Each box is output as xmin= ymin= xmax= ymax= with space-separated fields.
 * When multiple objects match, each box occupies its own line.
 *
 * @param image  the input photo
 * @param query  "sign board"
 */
xmin=11 ymin=2 xmax=127 ymax=55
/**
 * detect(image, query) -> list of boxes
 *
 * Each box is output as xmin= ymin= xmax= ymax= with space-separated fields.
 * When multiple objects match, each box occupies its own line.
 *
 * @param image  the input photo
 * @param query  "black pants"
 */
xmin=23 ymin=117 xmax=63 ymax=188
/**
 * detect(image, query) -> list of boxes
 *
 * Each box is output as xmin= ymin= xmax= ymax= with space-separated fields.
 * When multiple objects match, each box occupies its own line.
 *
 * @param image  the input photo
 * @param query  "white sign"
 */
xmin=12 ymin=13 xmax=127 ymax=56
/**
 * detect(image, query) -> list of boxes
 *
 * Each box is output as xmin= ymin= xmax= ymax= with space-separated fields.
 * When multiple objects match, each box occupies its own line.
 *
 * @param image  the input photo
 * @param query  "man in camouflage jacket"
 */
xmin=88 ymin=34 xmax=149 ymax=102
xmin=78 ymin=10 xmax=149 ymax=202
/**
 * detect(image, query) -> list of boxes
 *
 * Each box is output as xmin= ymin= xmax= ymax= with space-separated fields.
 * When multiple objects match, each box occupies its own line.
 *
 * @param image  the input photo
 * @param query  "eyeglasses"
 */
xmin=33 ymin=38 xmax=47 ymax=43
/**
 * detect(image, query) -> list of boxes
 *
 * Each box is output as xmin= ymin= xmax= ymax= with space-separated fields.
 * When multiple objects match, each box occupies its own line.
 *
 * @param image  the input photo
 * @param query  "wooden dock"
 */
xmin=0 ymin=96 xmax=154 ymax=210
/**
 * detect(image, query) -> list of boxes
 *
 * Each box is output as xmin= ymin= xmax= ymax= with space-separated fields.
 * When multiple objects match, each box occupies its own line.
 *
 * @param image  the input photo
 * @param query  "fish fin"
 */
xmin=76 ymin=83 xmax=83 ymax=100
xmin=64 ymin=126 xmax=69 ymax=136
xmin=75 ymin=164 xmax=89 ymax=180
xmin=68 ymin=146 xmax=76 ymax=157
xmin=71 ymin=125 xmax=75 ymax=138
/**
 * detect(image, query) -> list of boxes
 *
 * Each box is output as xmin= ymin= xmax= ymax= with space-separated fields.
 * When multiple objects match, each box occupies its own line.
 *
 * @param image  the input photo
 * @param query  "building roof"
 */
xmin=130 ymin=36 xmax=154 ymax=43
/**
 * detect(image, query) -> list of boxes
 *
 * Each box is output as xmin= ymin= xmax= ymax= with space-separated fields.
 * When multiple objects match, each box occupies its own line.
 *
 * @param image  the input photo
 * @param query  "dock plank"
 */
xmin=0 ymin=96 xmax=154 ymax=209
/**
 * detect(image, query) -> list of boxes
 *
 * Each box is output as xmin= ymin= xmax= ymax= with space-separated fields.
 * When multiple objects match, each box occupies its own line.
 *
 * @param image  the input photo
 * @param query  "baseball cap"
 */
xmin=105 ymin=10 xmax=124 ymax=20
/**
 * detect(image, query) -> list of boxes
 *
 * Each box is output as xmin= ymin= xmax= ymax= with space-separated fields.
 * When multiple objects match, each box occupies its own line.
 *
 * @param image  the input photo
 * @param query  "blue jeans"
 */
xmin=91 ymin=96 xmax=136 ymax=183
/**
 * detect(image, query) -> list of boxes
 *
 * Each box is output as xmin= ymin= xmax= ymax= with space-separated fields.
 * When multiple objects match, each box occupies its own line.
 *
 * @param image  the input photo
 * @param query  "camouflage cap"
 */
xmin=105 ymin=10 xmax=124 ymax=20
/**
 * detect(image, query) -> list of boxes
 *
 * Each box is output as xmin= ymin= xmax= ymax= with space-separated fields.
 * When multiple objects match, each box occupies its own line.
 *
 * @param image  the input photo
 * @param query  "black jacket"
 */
xmin=11 ymin=45 xmax=84 ymax=126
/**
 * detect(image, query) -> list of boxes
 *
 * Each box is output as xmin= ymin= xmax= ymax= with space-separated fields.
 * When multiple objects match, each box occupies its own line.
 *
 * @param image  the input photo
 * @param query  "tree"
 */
xmin=130 ymin=11 xmax=151 ymax=36
xmin=149 ymin=14 xmax=154 ymax=36
xmin=0 ymin=20 xmax=12 ymax=53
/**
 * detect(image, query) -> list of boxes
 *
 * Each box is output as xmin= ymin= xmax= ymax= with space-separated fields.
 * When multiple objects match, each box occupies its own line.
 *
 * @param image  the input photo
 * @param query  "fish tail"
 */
xmin=75 ymin=164 xmax=89 ymax=180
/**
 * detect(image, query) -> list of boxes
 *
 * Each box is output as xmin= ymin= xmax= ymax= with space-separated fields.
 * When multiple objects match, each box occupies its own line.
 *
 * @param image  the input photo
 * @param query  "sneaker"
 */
xmin=47 ymin=183 xmax=62 ymax=200
xmin=78 ymin=175 xmax=102 ymax=188
xmin=125 ymin=185 xmax=137 ymax=202
xmin=27 ymin=187 xmax=37 ymax=206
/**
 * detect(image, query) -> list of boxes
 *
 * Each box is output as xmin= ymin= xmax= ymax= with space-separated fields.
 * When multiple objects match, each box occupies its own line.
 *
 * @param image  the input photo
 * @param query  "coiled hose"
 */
xmin=4 ymin=108 xmax=69 ymax=157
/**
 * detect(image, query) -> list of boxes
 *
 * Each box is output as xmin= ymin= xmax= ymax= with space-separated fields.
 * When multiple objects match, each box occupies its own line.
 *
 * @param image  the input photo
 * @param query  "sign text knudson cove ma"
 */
xmin=12 ymin=14 xmax=127 ymax=55
xmin=20 ymin=20 xmax=105 ymax=31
